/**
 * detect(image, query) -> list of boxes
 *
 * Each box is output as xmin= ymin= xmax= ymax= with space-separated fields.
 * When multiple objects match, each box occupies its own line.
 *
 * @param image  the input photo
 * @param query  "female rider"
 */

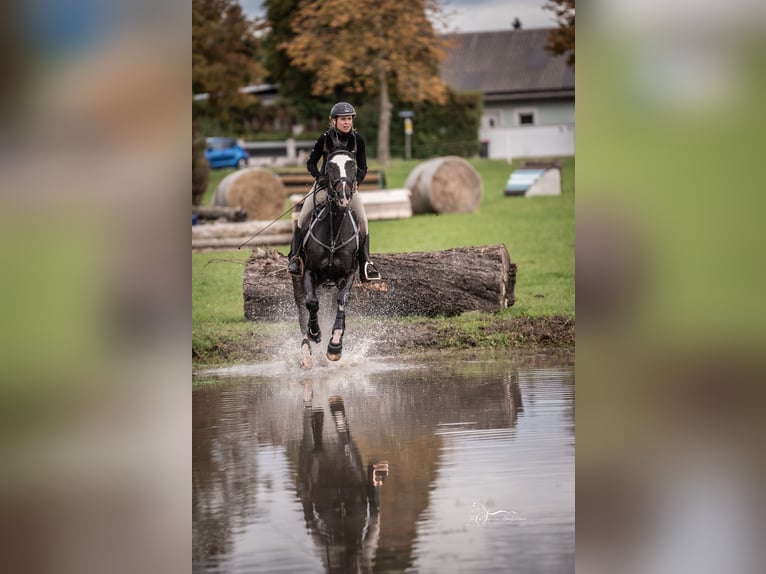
xmin=287 ymin=102 xmax=381 ymax=282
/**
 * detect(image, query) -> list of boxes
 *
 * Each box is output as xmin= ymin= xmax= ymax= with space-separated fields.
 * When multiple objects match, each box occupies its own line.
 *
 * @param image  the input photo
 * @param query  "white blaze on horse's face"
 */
xmin=326 ymin=152 xmax=355 ymax=207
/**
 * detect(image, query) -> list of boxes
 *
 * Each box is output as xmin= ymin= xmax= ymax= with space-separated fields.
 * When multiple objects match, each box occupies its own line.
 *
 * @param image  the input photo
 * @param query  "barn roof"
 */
xmin=440 ymin=28 xmax=575 ymax=101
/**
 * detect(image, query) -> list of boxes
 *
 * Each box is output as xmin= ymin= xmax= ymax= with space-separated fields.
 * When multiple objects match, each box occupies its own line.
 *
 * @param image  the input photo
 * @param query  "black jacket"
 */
xmin=306 ymin=128 xmax=368 ymax=184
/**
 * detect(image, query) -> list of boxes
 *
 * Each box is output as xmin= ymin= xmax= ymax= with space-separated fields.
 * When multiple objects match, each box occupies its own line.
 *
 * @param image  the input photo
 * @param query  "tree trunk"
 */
xmin=243 ymin=245 xmax=517 ymax=321
xmin=377 ymin=66 xmax=392 ymax=167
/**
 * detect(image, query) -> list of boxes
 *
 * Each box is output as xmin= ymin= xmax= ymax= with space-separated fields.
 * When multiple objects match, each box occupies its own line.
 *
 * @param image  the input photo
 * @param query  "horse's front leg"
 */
xmin=292 ymin=275 xmax=313 ymax=369
xmin=326 ymin=271 xmax=355 ymax=361
xmin=304 ymin=271 xmax=321 ymax=344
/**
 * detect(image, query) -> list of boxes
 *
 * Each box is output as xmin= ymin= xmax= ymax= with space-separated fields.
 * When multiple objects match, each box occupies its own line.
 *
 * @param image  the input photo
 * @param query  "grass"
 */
xmin=194 ymin=157 xmax=574 ymax=365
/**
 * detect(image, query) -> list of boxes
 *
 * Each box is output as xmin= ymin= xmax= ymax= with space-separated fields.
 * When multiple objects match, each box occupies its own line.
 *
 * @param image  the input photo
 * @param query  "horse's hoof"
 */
xmin=308 ymin=330 xmax=321 ymax=343
xmin=300 ymin=341 xmax=312 ymax=369
xmin=327 ymin=339 xmax=342 ymax=361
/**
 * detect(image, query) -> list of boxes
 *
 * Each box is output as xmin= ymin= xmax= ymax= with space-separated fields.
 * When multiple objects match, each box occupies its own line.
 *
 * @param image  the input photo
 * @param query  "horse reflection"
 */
xmin=297 ymin=394 xmax=389 ymax=572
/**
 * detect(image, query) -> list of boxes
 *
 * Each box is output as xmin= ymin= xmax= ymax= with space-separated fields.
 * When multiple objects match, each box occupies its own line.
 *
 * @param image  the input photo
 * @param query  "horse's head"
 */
xmin=325 ymin=150 xmax=356 ymax=208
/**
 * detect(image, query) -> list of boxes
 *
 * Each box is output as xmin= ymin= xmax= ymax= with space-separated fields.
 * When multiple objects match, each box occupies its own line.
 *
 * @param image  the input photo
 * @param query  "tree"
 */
xmin=281 ymin=0 xmax=450 ymax=166
xmin=192 ymin=0 xmax=264 ymax=124
xmin=262 ymin=0 xmax=330 ymax=123
xmin=544 ymin=0 xmax=575 ymax=67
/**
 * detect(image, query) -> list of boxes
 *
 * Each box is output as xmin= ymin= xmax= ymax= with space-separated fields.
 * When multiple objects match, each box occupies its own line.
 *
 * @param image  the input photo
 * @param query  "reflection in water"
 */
xmin=192 ymin=351 xmax=574 ymax=573
xmin=298 ymin=387 xmax=389 ymax=572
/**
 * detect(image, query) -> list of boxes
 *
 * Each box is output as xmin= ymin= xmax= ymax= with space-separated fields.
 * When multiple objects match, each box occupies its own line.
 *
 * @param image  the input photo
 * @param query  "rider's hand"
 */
xmin=316 ymin=175 xmax=328 ymax=187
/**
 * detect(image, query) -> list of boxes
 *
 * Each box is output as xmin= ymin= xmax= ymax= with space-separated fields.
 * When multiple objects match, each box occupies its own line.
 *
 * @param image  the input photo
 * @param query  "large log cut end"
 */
xmin=243 ymin=245 xmax=517 ymax=321
xmin=405 ymin=156 xmax=483 ymax=214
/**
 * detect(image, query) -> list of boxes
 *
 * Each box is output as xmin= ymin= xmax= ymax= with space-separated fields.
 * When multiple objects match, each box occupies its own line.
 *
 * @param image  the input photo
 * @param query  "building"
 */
xmin=440 ymin=28 xmax=574 ymax=160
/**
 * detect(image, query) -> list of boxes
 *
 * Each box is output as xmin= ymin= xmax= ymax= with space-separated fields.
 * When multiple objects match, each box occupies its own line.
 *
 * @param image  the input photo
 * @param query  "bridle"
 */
xmin=324 ymin=150 xmax=356 ymax=207
xmin=307 ymin=149 xmax=360 ymax=265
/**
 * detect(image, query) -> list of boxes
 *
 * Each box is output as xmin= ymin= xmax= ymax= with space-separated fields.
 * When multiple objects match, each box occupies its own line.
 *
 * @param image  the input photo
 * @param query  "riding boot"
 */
xmin=358 ymin=234 xmax=381 ymax=282
xmin=287 ymin=227 xmax=305 ymax=275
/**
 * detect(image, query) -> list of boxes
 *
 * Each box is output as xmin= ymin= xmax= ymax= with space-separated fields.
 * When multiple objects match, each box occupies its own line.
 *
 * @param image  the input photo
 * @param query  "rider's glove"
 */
xmin=316 ymin=175 xmax=328 ymax=187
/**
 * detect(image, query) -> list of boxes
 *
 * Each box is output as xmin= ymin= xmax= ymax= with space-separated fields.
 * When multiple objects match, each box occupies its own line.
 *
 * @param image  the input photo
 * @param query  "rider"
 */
xmin=287 ymin=102 xmax=381 ymax=282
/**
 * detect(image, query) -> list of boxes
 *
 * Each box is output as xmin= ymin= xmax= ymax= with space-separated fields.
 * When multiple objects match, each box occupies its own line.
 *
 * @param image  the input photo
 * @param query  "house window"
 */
xmin=518 ymin=112 xmax=535 ymax=125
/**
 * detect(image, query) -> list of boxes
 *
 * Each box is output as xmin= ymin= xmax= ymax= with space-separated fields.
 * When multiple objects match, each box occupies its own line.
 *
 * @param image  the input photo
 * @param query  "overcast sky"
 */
xmin=240 ymin=0 xmax=557 ymax=32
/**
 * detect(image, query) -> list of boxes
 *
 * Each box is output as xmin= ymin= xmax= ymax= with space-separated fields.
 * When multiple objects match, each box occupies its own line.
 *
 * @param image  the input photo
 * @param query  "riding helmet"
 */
xmin=330 ymin=102 xmax=356 ymax=118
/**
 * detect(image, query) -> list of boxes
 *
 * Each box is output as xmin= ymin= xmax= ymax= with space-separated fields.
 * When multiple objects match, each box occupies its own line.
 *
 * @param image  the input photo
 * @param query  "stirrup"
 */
xmin=288 ymin=256 xmax=304 ymax=276
xmin=363 ymin=261 xmax=381 ymax=282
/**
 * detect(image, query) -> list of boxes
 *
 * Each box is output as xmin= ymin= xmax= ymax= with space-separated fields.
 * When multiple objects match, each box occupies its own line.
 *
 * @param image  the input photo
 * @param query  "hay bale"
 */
xmin=404 ymin=156 xmax=482 ymax=214
xmin=211 ymin=168 xmax=286 ymax=221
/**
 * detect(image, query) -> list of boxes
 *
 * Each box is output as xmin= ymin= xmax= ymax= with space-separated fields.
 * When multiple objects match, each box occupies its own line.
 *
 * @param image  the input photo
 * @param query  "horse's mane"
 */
xmin=324 ymin=128 xmax=357 ymax=156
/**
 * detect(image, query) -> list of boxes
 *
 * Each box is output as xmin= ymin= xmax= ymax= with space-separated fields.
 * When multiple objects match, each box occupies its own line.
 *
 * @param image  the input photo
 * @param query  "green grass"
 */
xmin=368 ymin=157 xmax=574 ymax=316
xmin=194 ymin=157 xmax=574 ymax=364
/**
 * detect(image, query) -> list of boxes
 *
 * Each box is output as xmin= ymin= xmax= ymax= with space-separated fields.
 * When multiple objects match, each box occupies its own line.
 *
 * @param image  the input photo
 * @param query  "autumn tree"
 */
xmin=192 ymin=0 xmax=264 ymax=124
xmin=282 ymin=0 xmax=450 ymax=166
xmin=262 ymin=0 xmax=329 ymax=122
xmin=544 ymin=0 xmax=575 ymax=67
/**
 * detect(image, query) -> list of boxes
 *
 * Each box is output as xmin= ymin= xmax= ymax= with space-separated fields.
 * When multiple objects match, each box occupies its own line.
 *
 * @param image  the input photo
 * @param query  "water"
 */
xmin=193 ymin=350 xmax=574 ymax=573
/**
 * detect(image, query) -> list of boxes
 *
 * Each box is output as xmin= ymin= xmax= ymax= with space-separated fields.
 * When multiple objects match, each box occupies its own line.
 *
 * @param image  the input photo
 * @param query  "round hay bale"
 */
xmin=211 ymin=168 xmax=286 ymax=221
xmin=404 ymin=156 xmax=482 ymax=214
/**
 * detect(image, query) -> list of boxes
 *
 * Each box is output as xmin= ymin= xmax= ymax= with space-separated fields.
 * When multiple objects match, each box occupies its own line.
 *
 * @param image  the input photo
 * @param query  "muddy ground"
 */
xmin=193 ymin=315 xmax=574 ymax=367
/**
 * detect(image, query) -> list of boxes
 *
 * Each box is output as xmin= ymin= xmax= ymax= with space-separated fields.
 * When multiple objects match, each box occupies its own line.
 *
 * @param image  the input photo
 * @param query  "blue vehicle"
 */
xmin=204 ymin=137 xmax=249 ymax=169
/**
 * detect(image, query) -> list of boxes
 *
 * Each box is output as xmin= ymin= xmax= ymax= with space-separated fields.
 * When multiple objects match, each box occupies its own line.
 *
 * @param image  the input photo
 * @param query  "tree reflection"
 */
xmin=192 ymin=360 xmax=549 ymax=573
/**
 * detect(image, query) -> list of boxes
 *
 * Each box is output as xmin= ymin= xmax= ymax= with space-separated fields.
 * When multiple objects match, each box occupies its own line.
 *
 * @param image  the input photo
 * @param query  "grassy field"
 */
xmin=193 ymin=157 xmax=574 ymax=365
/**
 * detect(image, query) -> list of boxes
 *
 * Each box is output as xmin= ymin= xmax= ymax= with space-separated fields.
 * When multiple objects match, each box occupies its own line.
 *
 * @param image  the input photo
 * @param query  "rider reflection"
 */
xmin=297 ymin=395 xmax=389 ymax=572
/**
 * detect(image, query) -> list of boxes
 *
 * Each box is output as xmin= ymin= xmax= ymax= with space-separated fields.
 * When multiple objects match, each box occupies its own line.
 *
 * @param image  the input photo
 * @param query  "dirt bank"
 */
xmin=192 ymin=315 xmax=574 ymax=368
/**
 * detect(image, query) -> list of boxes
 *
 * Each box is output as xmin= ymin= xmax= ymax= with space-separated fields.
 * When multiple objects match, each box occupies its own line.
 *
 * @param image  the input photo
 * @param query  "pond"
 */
xmin=193 ymin=349 xmax=574 ymax=573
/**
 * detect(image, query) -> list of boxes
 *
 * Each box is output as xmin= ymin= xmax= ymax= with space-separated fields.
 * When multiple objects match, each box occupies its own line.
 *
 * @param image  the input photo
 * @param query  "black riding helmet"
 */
xmin=330 ymin=102 xmax=356 ymax=118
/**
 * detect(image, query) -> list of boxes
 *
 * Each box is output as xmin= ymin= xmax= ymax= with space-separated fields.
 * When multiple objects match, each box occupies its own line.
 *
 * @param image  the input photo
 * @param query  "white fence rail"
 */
xmin=480 ymin=124 xmax=575 ymax=160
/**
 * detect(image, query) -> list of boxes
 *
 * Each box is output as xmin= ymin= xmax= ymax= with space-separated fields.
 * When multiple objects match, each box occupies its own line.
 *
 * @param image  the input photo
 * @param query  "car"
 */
xmin=204 ymin=137 xmax=249 ymax=169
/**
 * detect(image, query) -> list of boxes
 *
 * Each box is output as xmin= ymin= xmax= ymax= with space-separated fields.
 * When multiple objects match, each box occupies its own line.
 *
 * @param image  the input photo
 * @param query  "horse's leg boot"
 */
xmin=358 ymin=234 xmax=381 ymax=282
xmin=288 ymin=227 xmax=305 ymax=276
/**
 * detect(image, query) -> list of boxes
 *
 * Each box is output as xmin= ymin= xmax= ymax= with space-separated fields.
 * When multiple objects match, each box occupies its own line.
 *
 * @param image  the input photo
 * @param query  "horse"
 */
xmin=292 ymin=149 xmax=361 ymax=368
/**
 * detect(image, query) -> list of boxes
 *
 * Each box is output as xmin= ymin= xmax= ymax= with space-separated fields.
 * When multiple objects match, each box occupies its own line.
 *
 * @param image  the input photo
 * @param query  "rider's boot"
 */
xmin=287 ymin=226 xmax=305 ymax=276
xmin=358 ymin=234 xmax=381 ymax=282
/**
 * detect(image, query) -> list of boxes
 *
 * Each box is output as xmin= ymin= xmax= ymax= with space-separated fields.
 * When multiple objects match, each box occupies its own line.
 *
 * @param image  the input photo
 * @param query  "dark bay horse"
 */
xmin=292 ymin=149 xmax=361 ymax=368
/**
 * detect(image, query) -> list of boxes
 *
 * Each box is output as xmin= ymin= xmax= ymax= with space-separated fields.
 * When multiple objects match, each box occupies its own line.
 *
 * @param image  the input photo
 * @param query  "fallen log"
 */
xmin=192 ymin=219 xmax=293 ymax=240
xmin=192 ymin=220 xmax=293 ymax=251
xmin=193 ymin=234 xmax=292 ymax=251
xmin=192 ymin=205 xmax=247 ymax=222
xmin=243 ymin=245 xmax=517 ymax=321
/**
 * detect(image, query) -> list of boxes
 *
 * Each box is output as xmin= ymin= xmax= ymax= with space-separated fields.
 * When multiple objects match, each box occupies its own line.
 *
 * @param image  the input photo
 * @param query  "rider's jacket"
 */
xmin=306 ymin=128 xmax=368 ymax=184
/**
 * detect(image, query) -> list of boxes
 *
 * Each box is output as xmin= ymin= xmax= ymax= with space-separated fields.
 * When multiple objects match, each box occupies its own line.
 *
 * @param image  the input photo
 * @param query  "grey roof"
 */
xmin=440 ymin=28 xmax=574 ymax=99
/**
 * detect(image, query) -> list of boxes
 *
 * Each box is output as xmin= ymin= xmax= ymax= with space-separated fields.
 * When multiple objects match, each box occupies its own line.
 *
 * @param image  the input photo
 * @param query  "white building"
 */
xmin=440 ymin=28 xmax=575 ymax=160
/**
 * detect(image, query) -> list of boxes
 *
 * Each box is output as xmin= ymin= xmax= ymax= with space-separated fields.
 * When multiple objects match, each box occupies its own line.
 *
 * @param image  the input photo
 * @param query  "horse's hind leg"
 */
xmin=327 ymin=272 xmax=355 ymax=361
